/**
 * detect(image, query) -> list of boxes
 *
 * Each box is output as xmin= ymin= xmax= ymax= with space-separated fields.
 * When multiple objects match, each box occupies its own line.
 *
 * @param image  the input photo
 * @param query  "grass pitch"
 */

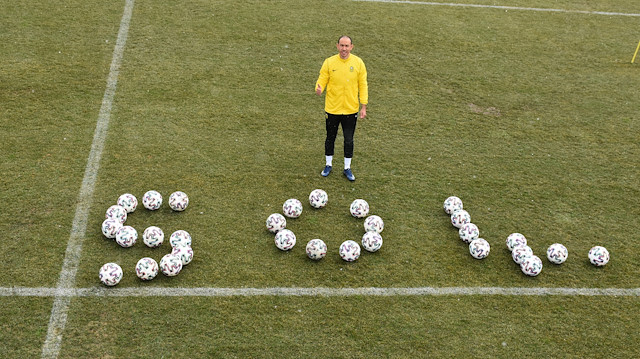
xmin=1 ymin=0 xmax=639 ymax=357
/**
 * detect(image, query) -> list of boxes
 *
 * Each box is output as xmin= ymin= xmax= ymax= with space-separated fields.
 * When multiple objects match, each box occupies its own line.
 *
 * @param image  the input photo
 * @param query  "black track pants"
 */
xmin=324 ymin=112 xmax=358 ymax=158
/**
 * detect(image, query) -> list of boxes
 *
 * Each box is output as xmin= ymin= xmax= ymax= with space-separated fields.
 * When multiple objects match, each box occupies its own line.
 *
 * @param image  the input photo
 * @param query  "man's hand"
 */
xmin=315 ymin=84 xmax=322 ymax=96
xmin=360 ymin=105 xmax=367 ymax=119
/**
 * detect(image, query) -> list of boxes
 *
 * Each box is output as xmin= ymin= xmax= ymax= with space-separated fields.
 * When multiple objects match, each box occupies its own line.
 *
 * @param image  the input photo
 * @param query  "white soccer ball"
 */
xmin=115 ymin=225 xmax=137 ymax=248
xmin=142 ymin=226 xmax=164 ymax=248
xmin=469 ymin=238 xmax=490 ymax=259
xmin=117 ymin=193 xmax=138 ymax=213
xmin=101 ymin=218 xmax=123 ymax=239
xmin=450 ymin=209 xmax=470 ymax=228
xmin=363 ymin=215 xmax=384 ymax=233
xmin=169 ymin=230 xmax=192 ymax=248
xmin=506 ymin=233 xmax=527 ymax=251
xmin=443 ymin=196 xmax=463 ymax=215
xmin=159 ymin=253 xmax=183 ymax=276
xmin=339 ymin=240 xmax=361 ymax=262
xmin=588 ymin=246 xmax=610 ymax=266
xmin=169 ymin=191 xmax=189 ymax=211
xmin=512 ymin=245 xmax=534 ymax=264
xmin=274 ymin=229 xmax=296 ymax=251
xmin=99 ymin=262 xmax=123 ymax=286
xmin=171 ymin=244 xmax=194 ymax=265
xmin=361 ymin=231 xmax=383 ymax=253
xmin=546 ymin=243 xmax=568 ymax=264
xmin=458 ymin=223 xmax=479 ymax=244
xmin=142 ymin=190 xmax=163 ymax=210
xmin=265 ymin=213 xmax=287 ymax=233
xmin=350 ymin=199 xmax=369 ymax=218
xmin=135 ymin=257 xmax=158 ymax=281
xmin=521 ymin=255 xmax=543 ymax=276
xmin=282 ymin=198 xmax=303 ymax=218
xmin=105 ymin=204 xmax=127 ymax=224
xmin=309 ymin=189 xmax=328 ymax=209
xmin=306 ymin=239 xmax=327 ymax=260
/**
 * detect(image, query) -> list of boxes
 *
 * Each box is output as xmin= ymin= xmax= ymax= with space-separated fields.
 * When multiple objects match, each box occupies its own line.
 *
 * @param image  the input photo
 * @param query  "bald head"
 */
xmin=337 ymin=35 xmax=352 ymax=45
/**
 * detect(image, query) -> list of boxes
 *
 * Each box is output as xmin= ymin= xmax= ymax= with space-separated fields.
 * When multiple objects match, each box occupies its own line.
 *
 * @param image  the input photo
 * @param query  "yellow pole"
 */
xmin=632 ymin=40 xmax=640 ymax=63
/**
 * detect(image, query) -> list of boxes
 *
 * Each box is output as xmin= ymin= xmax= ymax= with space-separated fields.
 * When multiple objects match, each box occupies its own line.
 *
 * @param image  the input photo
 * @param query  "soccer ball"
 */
xmin=450 ymin=209 xmax=470 ymax=228
xmin=588 ymin=246 xmax=610 ymax=266
xmin=546 ymin=243 xmax=568 ymax=264
xmin=171 ymin=245 xmax=194 ymax=265
xmin=135 ymin=257 xmax=158 ymax=281
xmin=160 ymin=253 xmax=183 ymax=276
xmin=512 ymin=245 xmax=534 ymax=264
xmin=469 ymin=238 xmax=490 ymax=259
xmin=282 ymin=198 xmax=303 ymax=218
xmin=142 ymin=226 xmax=164 ymax=248
xmin=309 ymin=189 xmax=328 ymax=209
xmin=363 ymin=215 xmax=384 ymax=233
xmin=521 ymin=255 xmax=543 ymax=276
xmin=169 ymin=230 xmax=192 ymax=248
xmin=443 ymin=196 xmax=463 ymax=215
xmin=265 ymin=213 xmax=287 ymax=233
xmin=105 ymin=204 xmax=127 ymax=224
xmin=101 ymin=218 xmax=123 ymax=239
xmin=306 ymin=239 xmax=327 ymax=260
xmin=168 ymin=191 xmax=189 ymax=211
xmin=458 ymin=223 xmax=479 ymax=244
xmin=274 ymin=229 xmax=296 ymax=251
xmin=350 ymin=199 xmax=369 ymax=218
xmin=361 ymin=231 xmax=383 ymax=253
xmin=115 ymin=225 xmax=137 ymax=248
xmin=339 ymin=240 xmax=361 ymax=261
xmin=117 ymin=193 xmax=138 ymax=213
xmin=142 ymin=190 xmax=163 ymax=210
xmin=99 ymin=262 xmax=123 ymax=286
xmin=506 ymin=233 xmax=527 ymax=251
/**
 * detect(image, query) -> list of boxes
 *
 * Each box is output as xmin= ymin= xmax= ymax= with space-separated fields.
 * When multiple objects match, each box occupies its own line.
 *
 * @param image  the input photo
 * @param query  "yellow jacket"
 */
xmin=316 ymin=54 xmax=368 ymax=115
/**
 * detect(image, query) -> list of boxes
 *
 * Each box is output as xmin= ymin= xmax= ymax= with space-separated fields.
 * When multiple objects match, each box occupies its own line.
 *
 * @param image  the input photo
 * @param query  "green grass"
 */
xmin=1 ymin=0 xmax=639 ymax=357
xmin=0 ymin=1 xmax=122 ymax=287
xmin=61 ymin=296 xmax=640 ymax=358
xmin=0 ymin=298 xmax=53 ymax=358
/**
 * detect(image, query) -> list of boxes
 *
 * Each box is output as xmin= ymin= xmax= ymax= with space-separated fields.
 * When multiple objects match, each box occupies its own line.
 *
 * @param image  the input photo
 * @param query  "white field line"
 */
xmin=3 ymin=286 xmax=639 ymax=297
xmin=40 ymin=1 xmax=135 ymax=358
xmin=353 ymin=0 xmax=640 ymax=17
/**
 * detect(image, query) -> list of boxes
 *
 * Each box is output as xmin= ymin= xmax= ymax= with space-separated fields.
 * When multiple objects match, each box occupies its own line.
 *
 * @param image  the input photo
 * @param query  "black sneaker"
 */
xmin=343 ymin=168 xmax=355 ymax=181
xmin=321 ymin=165 xmax=332 ymax=177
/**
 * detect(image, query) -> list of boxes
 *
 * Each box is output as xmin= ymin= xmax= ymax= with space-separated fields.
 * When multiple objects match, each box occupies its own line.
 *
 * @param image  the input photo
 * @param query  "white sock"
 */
xmin=344 ymin=157 xmax=352 ymax=170
xmin=326 ymin=155 xmax=333 ymax=166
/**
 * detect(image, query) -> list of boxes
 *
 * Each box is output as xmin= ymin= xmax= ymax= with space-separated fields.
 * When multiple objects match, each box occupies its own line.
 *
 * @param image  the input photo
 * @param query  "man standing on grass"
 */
xmin=315 ymin=35 xmax=368 ymax=182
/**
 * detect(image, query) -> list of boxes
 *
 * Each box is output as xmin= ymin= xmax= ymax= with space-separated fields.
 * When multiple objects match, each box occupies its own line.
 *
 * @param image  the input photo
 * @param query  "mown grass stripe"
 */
xmin=4 ymin=286 xmax=639 ymax=297
xmin=354 ymin=0 xmax=640 ymax=17
xmin=40 ymin=1 xmax=135 ymax=358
